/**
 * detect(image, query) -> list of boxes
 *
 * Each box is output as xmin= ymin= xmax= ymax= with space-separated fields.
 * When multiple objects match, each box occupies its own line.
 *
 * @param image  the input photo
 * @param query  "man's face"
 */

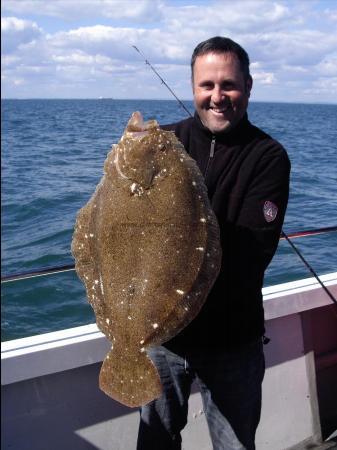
xmin=192 ymin=52 xmax=252 ymax=134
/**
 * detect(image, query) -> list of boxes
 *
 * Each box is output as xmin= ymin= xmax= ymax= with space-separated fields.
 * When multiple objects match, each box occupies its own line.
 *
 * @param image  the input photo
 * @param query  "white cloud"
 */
xmin=163 ymin=0 xmax=292 ymax=34
xmin=281 ymin=64 xmax=308 ymax=74
xmin=323 ymin=8 xmax=337 ymax=22
xmin=252 ymin=71 xmax=276 ymax=85
xmin=247 ymin=30 xmax=337 ymax=67
xmin=1 ymin=16 xmax=42 ymax=53
xmin=1 ymin=0 xmax=337 ymax=103
xmin=1 ymin=0 xmax=164 ymax=22
xmin=315 ymin=55 xmax=337 ymax=77
xmin=2 ymin=54 xmax=21 ymax=66
xmin=303 ymin=77 xmax=337 ymax=97
xmin=51 ymin=52 xmax=112 ymax=66
xmin=13 ymin=78 xmax=24 ymax=85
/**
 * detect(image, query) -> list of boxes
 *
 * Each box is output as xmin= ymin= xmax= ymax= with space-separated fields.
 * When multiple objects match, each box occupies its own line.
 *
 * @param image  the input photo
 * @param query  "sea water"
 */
xmin=1 ymin=99 xmax=337 ymax=340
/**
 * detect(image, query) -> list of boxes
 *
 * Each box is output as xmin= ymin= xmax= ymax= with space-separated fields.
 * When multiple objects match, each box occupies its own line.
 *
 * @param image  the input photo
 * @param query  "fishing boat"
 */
xmin=2 ymin=74 xmax=337 ymax=448
xmin=2 ymin=268 xmax=337 ymax=449
xmin=2 ymin=29 xmax=337 ymax=446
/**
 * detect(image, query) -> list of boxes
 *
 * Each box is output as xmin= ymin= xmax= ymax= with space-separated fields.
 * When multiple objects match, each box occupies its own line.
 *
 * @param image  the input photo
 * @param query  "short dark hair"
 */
xmin=191 ymin=36 xmax=251 ymax=82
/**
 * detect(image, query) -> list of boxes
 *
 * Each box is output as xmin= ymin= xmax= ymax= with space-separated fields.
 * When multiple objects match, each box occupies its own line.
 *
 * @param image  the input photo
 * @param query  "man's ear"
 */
xmin=246 ymin=75 xmax=253 ymax=97
xmin=191 ymin=76 xmax=195 ymax=95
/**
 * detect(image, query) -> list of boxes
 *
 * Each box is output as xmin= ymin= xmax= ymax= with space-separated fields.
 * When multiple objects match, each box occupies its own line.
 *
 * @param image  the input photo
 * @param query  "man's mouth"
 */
xmin=209 ymin=105 xmax=230 ymax=114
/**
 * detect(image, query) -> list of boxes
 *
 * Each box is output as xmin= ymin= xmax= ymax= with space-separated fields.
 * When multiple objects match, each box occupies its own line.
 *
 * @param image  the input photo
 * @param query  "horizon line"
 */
xmin=1 ymin=98 xmax=337 ymax=106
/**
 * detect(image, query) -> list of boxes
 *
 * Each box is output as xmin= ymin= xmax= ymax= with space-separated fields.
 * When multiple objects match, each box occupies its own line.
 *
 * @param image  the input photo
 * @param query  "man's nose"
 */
xmin=211 ymin=86 xmax=225 ymax=104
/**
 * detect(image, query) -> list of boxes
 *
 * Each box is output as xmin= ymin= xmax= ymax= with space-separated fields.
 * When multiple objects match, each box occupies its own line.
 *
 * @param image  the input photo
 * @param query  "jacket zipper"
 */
xmin=204 ymin=136 xmax=216 ymax=178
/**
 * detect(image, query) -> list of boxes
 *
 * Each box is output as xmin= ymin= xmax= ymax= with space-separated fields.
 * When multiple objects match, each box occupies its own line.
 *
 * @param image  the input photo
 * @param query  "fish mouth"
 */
xmin=127 ymin=130 xmax=149 ymax=140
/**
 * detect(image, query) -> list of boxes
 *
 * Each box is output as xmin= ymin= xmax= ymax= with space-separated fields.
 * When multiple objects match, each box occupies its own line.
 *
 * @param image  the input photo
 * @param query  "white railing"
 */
xmin=2 ymin=272 xmax=336 ymax=386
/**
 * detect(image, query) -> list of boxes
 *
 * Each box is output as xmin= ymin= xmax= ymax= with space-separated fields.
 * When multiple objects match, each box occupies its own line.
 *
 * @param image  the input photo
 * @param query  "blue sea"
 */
xmin=1 ymin=99 xmax=337 ymax=341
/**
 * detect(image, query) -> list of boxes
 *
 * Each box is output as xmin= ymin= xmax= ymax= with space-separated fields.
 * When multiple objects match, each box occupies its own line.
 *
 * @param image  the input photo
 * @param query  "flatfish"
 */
xmin=71 ymin=111 xmax=221 ymax=407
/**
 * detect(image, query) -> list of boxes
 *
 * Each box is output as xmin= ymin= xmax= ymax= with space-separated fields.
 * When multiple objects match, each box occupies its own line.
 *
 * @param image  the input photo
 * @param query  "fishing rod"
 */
xmin=1 ymin=264 xmax=75 ymax=283
xmin=2 ymin=51 xmax=337 ymax=306
xmin=132 ymin=45 xmax=337 ymax=306
xmin=279 ymin=226 xmax=337 ymax=240
xmin=132 ymin=46 xmax=193 ymax=118
xmin=281 ymin=232 xmax=337 ymax=305
xmin=2 ymin=227 xmax=337 ymax=284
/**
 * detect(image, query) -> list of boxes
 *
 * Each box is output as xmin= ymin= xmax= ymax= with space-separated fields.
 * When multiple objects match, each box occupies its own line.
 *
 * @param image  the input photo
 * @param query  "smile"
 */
xmin=209 ymin=106 xmax=230 ymax=114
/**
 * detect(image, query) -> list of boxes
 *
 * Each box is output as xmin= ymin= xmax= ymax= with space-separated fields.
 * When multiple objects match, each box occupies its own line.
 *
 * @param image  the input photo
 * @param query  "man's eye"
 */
xmin=200 ymin=83 xmax=213 ymax=90
xmin=222 ymin=83 xmax=235 ymax=90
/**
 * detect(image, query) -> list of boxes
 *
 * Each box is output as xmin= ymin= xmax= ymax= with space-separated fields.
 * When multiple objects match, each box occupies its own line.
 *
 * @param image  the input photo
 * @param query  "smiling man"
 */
xmin=193 ymin=53 xmax=252 ymax=134
xmin=137 ymin=37 xmax=290 ymax=450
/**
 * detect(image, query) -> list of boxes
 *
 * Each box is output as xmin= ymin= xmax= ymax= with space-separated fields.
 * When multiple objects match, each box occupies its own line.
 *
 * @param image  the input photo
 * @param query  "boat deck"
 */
xmin=2 ymin=273 xmax=337 ymax=450
xmin=305 ymin=437 xmax=337 ymax=449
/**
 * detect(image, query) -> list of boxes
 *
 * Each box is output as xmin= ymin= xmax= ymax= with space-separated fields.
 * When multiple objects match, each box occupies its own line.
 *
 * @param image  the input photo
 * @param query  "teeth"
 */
xmin=211 ymin=107 xmax=228 ymax=113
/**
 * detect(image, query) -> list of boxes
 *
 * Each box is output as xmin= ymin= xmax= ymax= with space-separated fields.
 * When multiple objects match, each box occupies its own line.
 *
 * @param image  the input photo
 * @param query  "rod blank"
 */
xmin=1 ymin=226 xmax=336 ymax=283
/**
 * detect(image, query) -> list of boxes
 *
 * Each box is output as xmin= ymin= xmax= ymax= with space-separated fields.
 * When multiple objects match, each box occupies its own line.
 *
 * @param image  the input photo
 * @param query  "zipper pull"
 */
xmin=204 ymin=136 xmax=215 ymax=178
xmin=210 ymin=136 xmax=216 ymax=158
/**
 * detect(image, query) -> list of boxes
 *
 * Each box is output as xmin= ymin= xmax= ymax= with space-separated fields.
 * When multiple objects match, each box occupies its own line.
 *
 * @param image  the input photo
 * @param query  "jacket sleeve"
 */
xmin=233 ymin=145 xmax=291 ymax=274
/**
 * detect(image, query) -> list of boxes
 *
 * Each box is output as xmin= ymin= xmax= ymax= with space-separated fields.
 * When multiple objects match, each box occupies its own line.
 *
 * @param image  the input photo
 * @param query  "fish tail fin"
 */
xmin=99 ymin=347 xmax=162 ymax=407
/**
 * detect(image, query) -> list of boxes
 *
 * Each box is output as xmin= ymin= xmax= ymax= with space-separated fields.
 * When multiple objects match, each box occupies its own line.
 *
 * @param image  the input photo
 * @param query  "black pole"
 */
xmin=1 ymin=264 xmax=75 ymax=283
xmin=131 ymin=45 xmax=337 ymax=305
xmin=281 ymin=231 xmax=337 ymax=305
xmin=132 ymin=46 xmax=193 ymax=118
xmin=279 ymin=225 xmax=337 ymax=240
xmin=2 ymin=226 xmax=337 ymax=285
xmin=2 ymin=47 xmax=337 ymax=302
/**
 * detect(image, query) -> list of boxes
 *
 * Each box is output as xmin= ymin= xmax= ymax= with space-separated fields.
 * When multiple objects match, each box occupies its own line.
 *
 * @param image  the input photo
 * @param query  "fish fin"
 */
xmin=99 ymin=347 xmax=162 ymax=408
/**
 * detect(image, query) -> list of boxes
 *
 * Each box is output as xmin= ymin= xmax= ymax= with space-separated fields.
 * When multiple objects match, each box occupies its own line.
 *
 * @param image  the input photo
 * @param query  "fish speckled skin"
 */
xmin=71 ymin=112 xmax=221 ymax=407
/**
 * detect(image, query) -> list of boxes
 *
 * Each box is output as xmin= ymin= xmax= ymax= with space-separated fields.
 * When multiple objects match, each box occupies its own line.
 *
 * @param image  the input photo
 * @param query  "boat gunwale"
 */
xmin=1 ymin=271 xmax=337 ymax=386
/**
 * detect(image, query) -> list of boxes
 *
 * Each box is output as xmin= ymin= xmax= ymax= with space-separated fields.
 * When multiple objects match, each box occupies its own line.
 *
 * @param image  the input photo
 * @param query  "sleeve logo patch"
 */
xmin=263 ymin=201 xmax=278 ymax=222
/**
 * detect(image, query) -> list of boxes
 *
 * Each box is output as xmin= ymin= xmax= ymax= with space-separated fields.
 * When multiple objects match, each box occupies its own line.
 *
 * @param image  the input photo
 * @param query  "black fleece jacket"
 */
xmin=161 ymin=112 xmax=290 ymax=351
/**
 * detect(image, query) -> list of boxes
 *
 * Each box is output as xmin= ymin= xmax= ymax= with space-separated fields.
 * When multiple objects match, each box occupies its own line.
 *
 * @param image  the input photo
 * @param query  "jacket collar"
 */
xmin=193 ymin=112 xmax=251 ymax=144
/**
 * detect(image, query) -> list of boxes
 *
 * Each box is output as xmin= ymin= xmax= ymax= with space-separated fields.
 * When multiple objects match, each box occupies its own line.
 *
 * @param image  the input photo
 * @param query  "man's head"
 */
xmin=191 ymin=36 xmax=253 ymax=134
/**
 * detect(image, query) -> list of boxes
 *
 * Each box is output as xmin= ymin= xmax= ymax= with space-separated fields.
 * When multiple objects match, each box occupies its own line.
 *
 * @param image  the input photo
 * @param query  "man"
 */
xmin=137 ymin=36 xmax=290 ymax=450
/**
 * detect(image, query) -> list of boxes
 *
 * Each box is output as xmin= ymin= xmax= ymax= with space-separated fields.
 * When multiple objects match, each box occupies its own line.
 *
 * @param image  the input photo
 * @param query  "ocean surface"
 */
xmin=1 ymin=99 xmax=337 ymax=341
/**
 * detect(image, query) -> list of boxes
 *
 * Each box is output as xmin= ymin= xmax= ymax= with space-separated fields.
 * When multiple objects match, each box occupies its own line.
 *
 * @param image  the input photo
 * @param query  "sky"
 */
xmin=1 ymin=0 xmax=337 ymax=103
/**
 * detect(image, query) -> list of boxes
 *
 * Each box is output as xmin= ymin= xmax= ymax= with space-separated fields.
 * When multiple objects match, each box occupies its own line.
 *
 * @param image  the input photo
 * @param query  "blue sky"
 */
xmin=2 ymin=0 xmax=337 ymax=103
